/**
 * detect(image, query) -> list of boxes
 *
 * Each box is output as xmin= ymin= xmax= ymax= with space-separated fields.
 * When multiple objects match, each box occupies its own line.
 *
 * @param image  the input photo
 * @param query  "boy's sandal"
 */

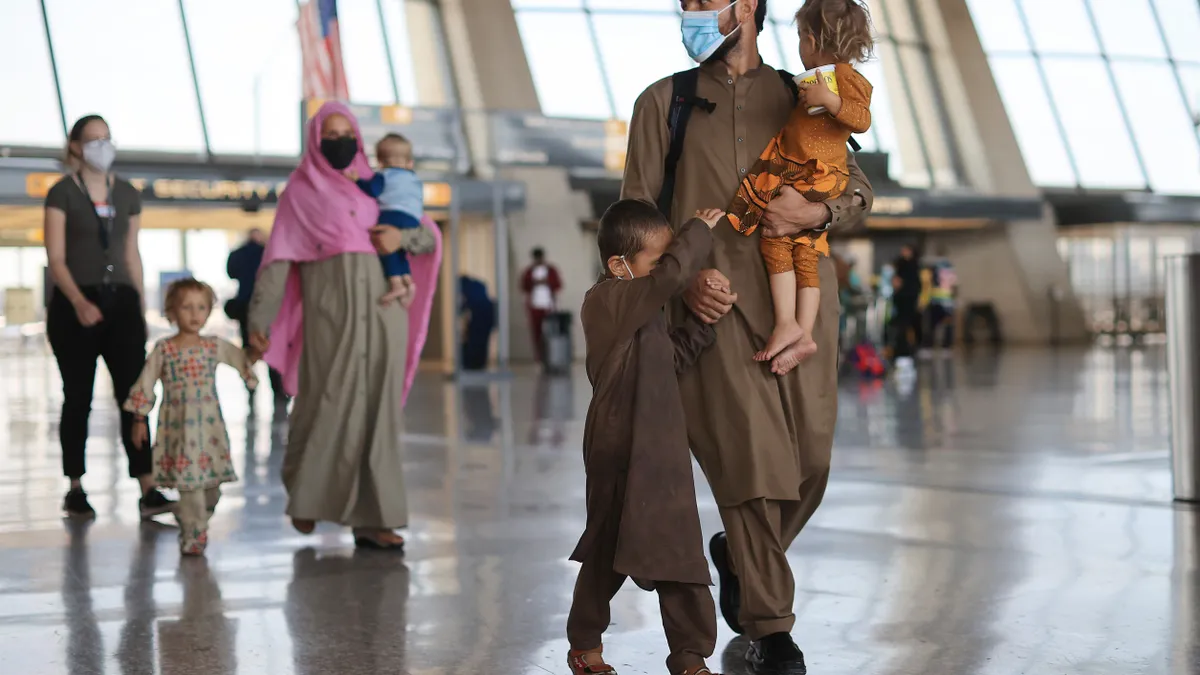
xmin=568 ymin=648 xmax=617 ymax=675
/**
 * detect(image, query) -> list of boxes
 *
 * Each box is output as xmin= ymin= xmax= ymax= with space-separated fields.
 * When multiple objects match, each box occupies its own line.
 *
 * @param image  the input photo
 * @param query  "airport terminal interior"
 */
xmin=1 ymin=0 xmax=1200 ymax=673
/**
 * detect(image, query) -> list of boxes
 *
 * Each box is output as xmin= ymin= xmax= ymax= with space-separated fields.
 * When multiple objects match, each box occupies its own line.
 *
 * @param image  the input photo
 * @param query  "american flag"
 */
xmin=297 ymin=0 xmax=349 ymax=101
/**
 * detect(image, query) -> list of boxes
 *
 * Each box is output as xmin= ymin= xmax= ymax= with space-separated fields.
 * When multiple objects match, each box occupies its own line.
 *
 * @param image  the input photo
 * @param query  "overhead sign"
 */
xmin=868 ymin=192 xmax=1044 ymax=221
xmin=135 ymin=178 xmax=284 ymax=202
xmin=24 ymin=171 xmax=453 ymax=209
xmin=871 ymin=196 xmax=915 ymax=215
xmin=490 ymin=113 xmax=627 ymax=176
xmin=25 ymin=172 xmax=286 ymax=204
xmin=302 ymin=100 xmax=463 ymax=163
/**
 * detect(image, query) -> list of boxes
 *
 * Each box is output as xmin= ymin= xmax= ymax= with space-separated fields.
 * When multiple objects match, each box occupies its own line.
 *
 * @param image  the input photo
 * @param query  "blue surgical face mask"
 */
xmin=681 ymin=1 xmax=741 ymax=64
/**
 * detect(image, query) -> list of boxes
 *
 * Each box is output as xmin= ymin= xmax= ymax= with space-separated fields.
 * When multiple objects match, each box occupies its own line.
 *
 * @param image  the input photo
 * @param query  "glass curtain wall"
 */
xmin=1058 ymin=228 xmax=1195 ymax=335
xmin=510 ymin=0 xmax=963 ymax=187
xmin=0 ymin=0 xmax=428 ymax=157
xmin=967 ymin=0 xmax=1200 ymax=195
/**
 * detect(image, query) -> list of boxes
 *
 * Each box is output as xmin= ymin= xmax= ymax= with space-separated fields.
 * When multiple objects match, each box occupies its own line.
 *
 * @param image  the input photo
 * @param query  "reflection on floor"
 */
xmin=0 ymin=345 xmax=1195 ymax=674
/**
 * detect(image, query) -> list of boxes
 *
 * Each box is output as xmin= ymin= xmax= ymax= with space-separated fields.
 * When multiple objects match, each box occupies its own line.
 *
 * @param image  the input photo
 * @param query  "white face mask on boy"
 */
xmin=619 ymin=256 xmax=635 ymax=279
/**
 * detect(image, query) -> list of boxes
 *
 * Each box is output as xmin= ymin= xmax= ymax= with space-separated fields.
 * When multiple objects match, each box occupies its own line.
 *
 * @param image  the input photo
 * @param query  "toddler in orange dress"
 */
xmin=727 ymin=0 xmax=874 ymax=375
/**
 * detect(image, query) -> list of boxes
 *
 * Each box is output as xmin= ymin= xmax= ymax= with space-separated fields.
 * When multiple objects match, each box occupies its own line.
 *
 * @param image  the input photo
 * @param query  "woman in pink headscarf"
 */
xmin=246 ymin=102 xmax=418 ymax=551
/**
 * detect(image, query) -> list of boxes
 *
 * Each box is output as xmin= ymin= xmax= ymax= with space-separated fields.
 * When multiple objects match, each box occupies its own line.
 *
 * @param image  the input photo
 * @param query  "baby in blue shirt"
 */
xmin=346 ymin=133 xmax=423 ymax=307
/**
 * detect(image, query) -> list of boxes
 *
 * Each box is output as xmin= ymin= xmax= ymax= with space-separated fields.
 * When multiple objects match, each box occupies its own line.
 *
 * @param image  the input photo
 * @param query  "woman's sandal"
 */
xmin=353 ymin=529 xmax=405 ymax=552
xmin=292 ymin=518 xmax=316 ymax=535
xmin=568 ymin=648 xmax=617 ymax=675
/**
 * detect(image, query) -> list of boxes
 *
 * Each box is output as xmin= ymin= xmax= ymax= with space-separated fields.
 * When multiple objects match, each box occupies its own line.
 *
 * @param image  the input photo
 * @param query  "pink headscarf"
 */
xmin=402 ymin=216 xmax=442 ymax=407
xmin=260 ymin=101 xmax=443 ymax=407
xmin=261 ymin=102 xmax=381 ymax=394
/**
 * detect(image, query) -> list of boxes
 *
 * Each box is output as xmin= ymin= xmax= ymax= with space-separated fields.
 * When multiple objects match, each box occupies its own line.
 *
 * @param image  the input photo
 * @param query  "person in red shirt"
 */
xmin=520 ymin=247 xmax=562 ymax=362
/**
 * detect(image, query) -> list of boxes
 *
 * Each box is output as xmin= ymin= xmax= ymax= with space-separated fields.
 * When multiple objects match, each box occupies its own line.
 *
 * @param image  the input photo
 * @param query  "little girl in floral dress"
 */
xmin=125 ymin=278 xmax=256 ymax=555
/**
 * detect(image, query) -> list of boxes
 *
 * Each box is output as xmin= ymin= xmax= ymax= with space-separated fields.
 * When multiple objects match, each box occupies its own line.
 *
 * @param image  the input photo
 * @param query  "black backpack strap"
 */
xmin=777 ymin=68 xmax=800 ymax=105
xmin=777 ymin=68 xmax=862 ymax=153
xmin=658 ymin=69 xmax=712 ymax=221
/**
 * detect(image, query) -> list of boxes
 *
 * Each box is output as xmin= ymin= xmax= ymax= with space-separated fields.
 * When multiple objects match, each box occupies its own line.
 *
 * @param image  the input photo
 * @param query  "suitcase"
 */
xmin=541 ymin=311 xmax=573 ymax=373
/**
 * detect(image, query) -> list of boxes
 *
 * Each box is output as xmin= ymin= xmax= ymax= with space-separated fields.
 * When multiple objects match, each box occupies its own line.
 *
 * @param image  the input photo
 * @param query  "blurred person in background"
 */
xmin=925 ymin=251 xmax=957 ymax=354
xmin=226 ymin=228 xmax=286 ymax=404
xmin=520 ymin=247 xmax=561 ymax=363
xmin=834 ymin=251 xmax=864 ymax=349
xmin=44 ymin=113 xmax=175 ymax=519
xmin=459 ymin=275 xmax=496 ymax=371
xmin=891 ymin=243 xmax=922 ymax=370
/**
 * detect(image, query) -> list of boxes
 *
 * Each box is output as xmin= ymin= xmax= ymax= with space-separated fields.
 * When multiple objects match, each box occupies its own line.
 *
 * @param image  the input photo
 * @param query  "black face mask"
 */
xmin=320 ymin=136 xmax=358 ymax=170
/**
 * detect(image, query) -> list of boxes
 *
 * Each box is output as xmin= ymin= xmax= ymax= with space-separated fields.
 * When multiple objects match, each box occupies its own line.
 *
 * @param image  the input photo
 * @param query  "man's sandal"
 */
xmin=568 ymin=648 xmax=617 ymax=675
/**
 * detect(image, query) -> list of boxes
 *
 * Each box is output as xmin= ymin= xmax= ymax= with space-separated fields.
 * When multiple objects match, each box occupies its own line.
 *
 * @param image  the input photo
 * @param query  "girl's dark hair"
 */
xmin=164 ymin=278 xmax=216 ymax=323
xmin=597 ymin=199 xmax=670 ymax=266
xmin=69 ymin=114 xmax=106 ymax=142
xmin=795 ymin=0 xmax=874 ymax=64
xmin=65 ymin=114 xmax=107 ymax=166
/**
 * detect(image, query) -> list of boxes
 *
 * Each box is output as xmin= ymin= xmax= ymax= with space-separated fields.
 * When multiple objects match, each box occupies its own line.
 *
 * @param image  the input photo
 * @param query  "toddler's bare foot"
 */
xmin=398 ymin=277 xmax=417 ymax=309
xmin=379 ymin=275 xmax=410 ymax=307
xmin=754 ymin=321 xmax=805 ymax=362
xmin=770 ymin=336 xmax=818 ymax=376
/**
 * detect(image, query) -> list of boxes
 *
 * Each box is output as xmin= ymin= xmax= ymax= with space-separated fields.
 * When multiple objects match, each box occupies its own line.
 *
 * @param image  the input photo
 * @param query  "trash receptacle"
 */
xmin=1165 ymin=254 xmax=1200 ymax=501
xmin=542 ymin=311 xmax=573 ymax=374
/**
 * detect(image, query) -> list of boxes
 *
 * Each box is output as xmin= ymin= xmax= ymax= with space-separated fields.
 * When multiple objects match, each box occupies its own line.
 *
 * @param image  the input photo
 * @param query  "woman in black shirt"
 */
xmin=44 ymin=114 xmax=175 ymax=518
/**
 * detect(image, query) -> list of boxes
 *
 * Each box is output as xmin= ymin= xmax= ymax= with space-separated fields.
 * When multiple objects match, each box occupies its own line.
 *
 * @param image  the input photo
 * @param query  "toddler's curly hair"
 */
xmin=795 ymin=0 xmax=875 ymax=64
xmin=163 ymin=278 xmax=216 ymax=324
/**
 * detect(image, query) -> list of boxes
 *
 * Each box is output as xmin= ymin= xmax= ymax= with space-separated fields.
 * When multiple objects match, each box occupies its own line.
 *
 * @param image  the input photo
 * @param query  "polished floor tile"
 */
xmin=0 ymin=344 xmax=1196 ymax=674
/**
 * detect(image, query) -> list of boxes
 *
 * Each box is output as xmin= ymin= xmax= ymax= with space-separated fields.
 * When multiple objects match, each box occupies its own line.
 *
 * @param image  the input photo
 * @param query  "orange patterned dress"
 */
xmin=727 ymin=63 xmax=872 ymax=285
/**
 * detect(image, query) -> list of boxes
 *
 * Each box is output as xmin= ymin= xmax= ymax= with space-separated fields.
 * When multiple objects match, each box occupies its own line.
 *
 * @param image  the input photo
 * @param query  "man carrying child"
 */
xmin=620 ymin=0 xmax=874 ymax=672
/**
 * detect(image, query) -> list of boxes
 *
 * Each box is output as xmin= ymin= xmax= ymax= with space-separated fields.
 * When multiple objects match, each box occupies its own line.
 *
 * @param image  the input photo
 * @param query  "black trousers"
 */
xmin=234 ymin=312 xmax=285 ymax=399
xmin=47 ymin=285 xmax=150 ymax=480
xmin=891 ymin=295 xmax=922 ymax=358
xmin=925 ymin=304 xmax=954 ymax=348
xmin=461 ymin=308 xmax=495 ymax=371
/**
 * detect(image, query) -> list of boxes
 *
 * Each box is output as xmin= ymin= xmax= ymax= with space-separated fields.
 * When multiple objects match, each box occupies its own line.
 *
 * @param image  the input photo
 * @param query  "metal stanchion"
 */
xmin=1165 ymin=253 xmax=1200 ymax=502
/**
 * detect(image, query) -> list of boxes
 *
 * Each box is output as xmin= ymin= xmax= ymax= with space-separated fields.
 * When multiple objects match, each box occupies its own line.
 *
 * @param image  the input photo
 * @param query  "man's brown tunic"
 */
xmin=620 ymin=60 xmax=874 ymax=640
xmin=621 ymin=61 xmax=872 ymax=507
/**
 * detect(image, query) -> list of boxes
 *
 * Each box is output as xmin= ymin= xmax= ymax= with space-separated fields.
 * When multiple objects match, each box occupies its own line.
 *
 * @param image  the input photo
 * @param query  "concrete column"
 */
xmin=918 ymin=0 xmax=1087 ymax=342
xmin=438 ymin=0 xmax=596 ymax=362
xmin=404 ymin=0 xmax=454 ymax=106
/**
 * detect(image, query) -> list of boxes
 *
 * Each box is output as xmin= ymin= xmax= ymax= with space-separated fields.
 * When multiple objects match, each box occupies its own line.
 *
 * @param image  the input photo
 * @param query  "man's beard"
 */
xmin=705 ymin=25 xmax=741 ymax=64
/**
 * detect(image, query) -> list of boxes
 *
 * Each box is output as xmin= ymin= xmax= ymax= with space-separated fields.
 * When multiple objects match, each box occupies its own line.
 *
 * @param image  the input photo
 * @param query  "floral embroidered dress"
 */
xmin=124 ymin=338 xmax=255 ymax=490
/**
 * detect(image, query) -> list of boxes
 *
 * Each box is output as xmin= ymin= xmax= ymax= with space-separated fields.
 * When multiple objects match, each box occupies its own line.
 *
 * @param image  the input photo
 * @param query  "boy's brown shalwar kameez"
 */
xmin=567 ymin=219 xmax=718 ymax=674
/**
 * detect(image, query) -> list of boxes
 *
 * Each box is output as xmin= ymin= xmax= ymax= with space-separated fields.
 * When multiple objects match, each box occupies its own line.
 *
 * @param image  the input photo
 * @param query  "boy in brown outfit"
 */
xmin=566 ymin=200 xmax=724 ymax=675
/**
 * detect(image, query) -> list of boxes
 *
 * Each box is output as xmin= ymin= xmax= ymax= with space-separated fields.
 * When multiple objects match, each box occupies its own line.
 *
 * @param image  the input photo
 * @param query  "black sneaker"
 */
xmin=139 ymin=488 xmax=176 ymax=519
xmin=746 ymin=632 xmax=807 ymax=675
xmin=710 ymin=532 xmax=744 ymax=634
xmin=63 ymin=488 xmax=96 ymax=518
